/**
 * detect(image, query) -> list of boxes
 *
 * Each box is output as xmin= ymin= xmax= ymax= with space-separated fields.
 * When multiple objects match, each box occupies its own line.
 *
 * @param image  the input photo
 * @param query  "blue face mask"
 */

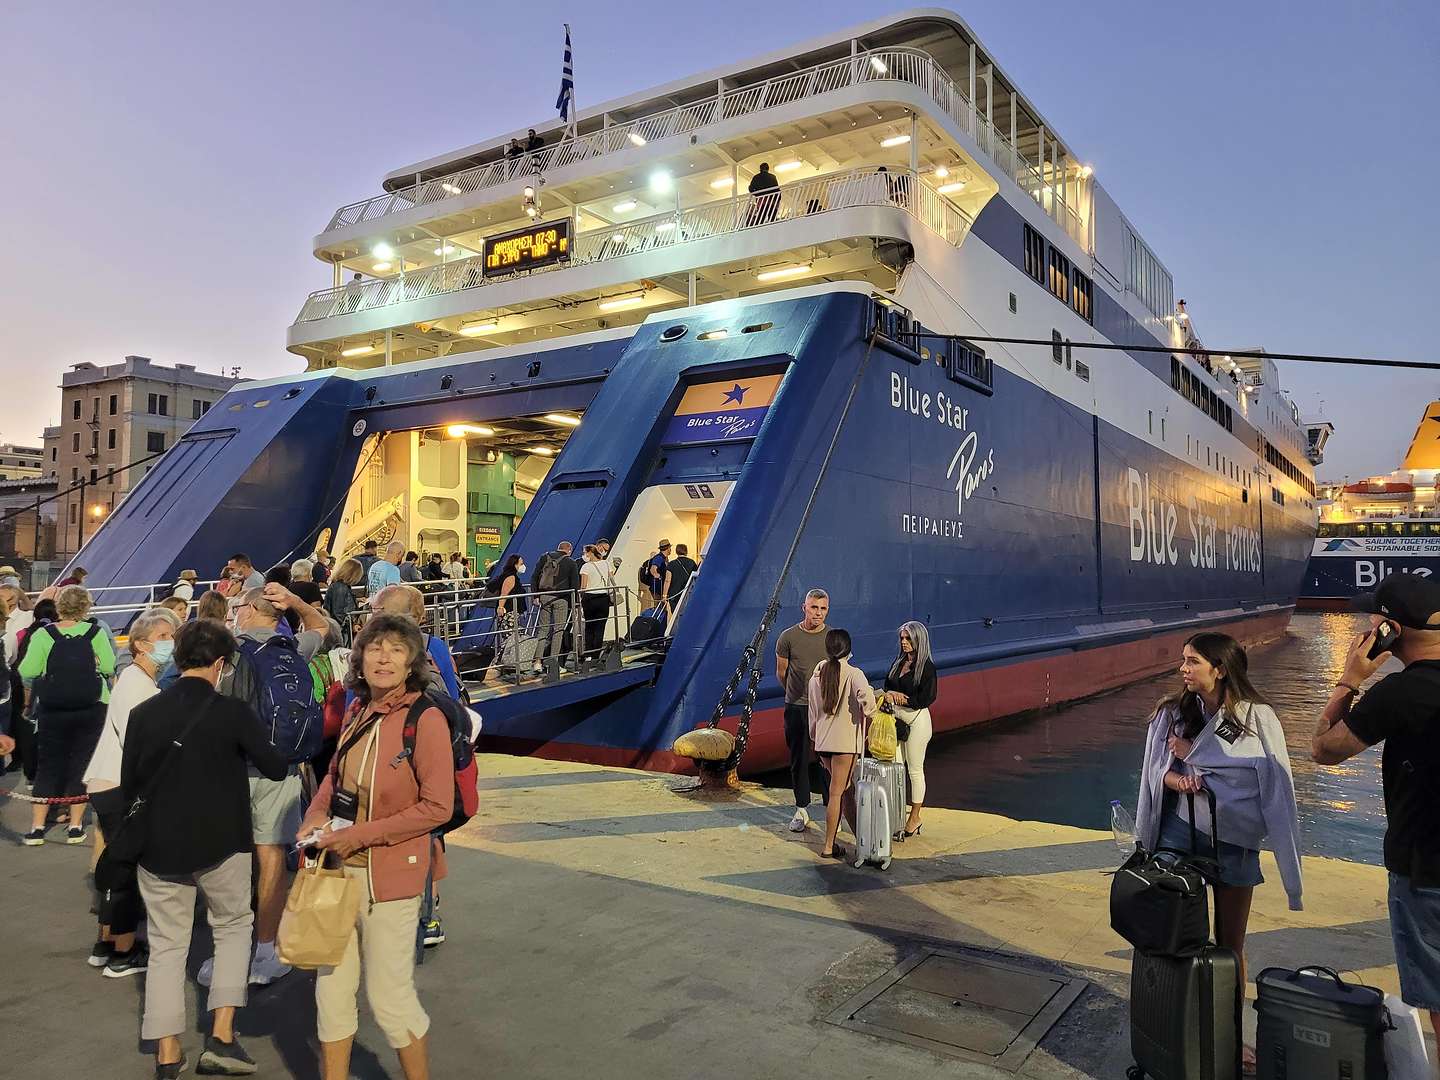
xmin=148 ymin=638 xmax=175 ymax=668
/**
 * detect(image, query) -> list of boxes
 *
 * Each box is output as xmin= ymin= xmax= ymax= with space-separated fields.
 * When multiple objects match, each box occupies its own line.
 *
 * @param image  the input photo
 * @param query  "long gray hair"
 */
xmin=889 ymin=620 xmax=932 ymax=679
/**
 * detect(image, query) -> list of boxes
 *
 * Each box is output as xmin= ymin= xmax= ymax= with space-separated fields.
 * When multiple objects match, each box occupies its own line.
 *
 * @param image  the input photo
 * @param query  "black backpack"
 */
xmin=35 ymin=623 xmax=104 ymax=709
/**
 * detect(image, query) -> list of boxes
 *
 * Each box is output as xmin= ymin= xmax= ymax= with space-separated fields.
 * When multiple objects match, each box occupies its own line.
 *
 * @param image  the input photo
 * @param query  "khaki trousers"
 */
xmin=315 ymin=866 xmax=429 ymax=1049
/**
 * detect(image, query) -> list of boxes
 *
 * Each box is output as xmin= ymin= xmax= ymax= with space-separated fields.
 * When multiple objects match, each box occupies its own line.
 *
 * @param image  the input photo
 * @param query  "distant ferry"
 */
xmin=67 ymin=10 xmax=1325 ymax=772
xmin=1302 ymin=402 xmax=1440 ymax=610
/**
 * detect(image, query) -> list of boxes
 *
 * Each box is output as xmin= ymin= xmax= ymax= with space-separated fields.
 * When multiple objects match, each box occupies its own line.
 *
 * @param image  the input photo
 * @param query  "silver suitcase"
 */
xmin=852 ymin=771 xmax=893 ymax=870
xmin=861 ymin=757 xmax=906 ymax=838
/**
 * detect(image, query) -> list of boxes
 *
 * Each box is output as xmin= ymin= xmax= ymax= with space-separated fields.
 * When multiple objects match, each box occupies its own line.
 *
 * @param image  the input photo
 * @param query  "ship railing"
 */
xmin=296 ymin=165 xmax=975 ymax=324
xmin=26 ymin=579 xmax=224 ymax=605
xmin=346 ymin=582 xmax=669 ymax=690
xmin=322 ymin=46 xmax=1081 ymax=245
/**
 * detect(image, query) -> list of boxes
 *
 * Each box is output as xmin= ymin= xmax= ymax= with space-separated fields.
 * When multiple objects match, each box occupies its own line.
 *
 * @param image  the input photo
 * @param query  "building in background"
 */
xmin=52 ymin=356 xmax=240 ymax=563
xmin=40 ymin=426 xmax=61 ymax=479
xmin=0 ymin=443 xmax=44 ymax=480
xmin=0 ymin=477 xmax=59 ymax=587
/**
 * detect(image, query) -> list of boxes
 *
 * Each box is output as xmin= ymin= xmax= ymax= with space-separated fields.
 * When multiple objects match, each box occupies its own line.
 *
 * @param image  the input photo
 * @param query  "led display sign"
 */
xmin=483 ymin=219 xmax=571 ymax=274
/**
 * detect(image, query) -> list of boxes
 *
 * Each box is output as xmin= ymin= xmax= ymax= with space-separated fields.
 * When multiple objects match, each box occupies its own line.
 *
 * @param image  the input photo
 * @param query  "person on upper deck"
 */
xmin=748 ymin=163 xmax=781 ymax=225
xmin=883 ymin=620 xmax=937 ymax=838
xmin=1136 ymin=632 xmax=1300 ymax=1074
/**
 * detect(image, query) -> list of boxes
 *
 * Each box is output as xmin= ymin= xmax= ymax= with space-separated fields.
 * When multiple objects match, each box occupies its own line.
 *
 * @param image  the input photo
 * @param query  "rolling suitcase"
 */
xmin=1253 ymin=966 xmax=1390 ymax=1080
xmin=1127 ymin=791 xmax=1241 ymax=1080
xmin=860 ymin=756 xmax=907 ymax=840
xmin=851 ymin=717 xmax=893 ymax=870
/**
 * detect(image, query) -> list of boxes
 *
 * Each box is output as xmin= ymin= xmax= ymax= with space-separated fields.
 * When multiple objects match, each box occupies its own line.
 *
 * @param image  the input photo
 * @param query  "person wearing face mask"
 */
xmin=84 ymin=608 xmax=182 ymax=979
xmin=491 ymin=553 xmax=529 ymax=626
xmin=121 ymin=619 xmax=290 ymax=1079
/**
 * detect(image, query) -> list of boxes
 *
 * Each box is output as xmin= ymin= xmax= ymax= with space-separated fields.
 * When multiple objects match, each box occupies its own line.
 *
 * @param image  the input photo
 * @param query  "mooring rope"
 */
xmin=706 ymin=327 xmax=882 ymax=769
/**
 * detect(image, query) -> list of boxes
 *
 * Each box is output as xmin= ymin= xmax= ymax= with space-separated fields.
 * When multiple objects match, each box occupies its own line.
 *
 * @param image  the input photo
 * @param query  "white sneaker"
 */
xmin=248 ymin=944 xmax=291 ymax=986
xmin=196 ymin=955 xmax=214 ymax=987
xmin=788 ymin=808 xmax=809 ymax=832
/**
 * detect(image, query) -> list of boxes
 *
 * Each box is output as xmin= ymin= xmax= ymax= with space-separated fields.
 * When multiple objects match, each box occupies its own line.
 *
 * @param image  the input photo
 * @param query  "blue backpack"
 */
xmin=237 ymin=636 xmax=323 ymax=764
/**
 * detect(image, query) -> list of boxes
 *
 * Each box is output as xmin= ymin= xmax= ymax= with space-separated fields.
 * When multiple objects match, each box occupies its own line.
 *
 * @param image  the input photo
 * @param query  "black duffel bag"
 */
xmin=1110 ymin=789 xmax=1223 ymax=957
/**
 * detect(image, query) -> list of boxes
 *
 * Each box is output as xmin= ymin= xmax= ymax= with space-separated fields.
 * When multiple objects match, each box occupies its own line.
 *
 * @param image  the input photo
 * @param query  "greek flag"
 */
xmin=555 ymin=24 xmax=575 ymax=125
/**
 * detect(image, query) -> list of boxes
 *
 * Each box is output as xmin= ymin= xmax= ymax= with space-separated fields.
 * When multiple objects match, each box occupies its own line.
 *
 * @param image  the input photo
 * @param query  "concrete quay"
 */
xmin=0 ymin=754 xmax=1405 ymax=1078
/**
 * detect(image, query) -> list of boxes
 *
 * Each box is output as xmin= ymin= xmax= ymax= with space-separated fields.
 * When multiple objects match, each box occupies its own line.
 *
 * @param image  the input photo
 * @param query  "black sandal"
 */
xmin=822 ymin=847 xmax=847 ymax=860
xmin=903 ymin=823 xmax=923 ymax=838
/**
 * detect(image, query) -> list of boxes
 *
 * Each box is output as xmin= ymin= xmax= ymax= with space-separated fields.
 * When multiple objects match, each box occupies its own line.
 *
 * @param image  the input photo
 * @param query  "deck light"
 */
xmin=655 ymin=221 xmax=677 ymax=234
xmin=869 ymin=56 xmax=887 ymax=74
xmin=340 ymin=344 xmax=375 ymax=358
xmin=371 ymin=261 xmax=392 ymax=272
xmin=880 ymin=134 xmax=911 ymax=148
xmin=934 ymin=166 xmax=949 ymax=178
xmin=628 ymin=132 xmax=646 ymax=147
xmin=372 ymin=242 xmax=395 ymax=259
xmin=755 ymin=263 xmax=813 ymax=282
xmin=544 ymin=413 xmax=581 ymax=426
xmin=774 ymin=160 xmax=803 ymax=174
xmin=649 ymin=170 xmax=673 ymax=194
xmin=697 ymin=329 xmax=729 ymax=341
xmin=434 ymin=244 xmax=457 ymax=256
xmin=458 ymin=320 xmax=500 ymax=336
xmin=709 ymin=176 xmax=735 ymax=190
xmin=613 ymin=199 xmax=638 ymax=213
xmin=446 ymin=424 xmax=495 ymax=438
xmin=1079 ymin=164 xmax=1094 ymax=178
xmin=936 ymin=181 xmax=967 ymax=194
xmin=441 ymin=182 xmax=462 ymax=196
xmin=527 ymin=446 xmax=554 ymax=456
xmin=598 ymin=294 xmax=647 ymax=312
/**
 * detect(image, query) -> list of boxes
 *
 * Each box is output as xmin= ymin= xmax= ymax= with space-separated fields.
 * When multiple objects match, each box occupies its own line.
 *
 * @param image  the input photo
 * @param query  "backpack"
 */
xmin=401 ymin=690 xmax=479 ymax=834
xmin=35 ymin=623 xmax=104 ymax=709
xmin=534 ymin=551 xmax=562 ymax=594
xmin=237 ymin=636 xmax=324 ymax=764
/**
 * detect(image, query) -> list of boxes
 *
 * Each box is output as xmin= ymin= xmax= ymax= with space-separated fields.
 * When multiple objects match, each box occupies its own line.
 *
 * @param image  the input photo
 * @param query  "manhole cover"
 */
xmin=824 ymin=947 xmax=1086 ymax=1070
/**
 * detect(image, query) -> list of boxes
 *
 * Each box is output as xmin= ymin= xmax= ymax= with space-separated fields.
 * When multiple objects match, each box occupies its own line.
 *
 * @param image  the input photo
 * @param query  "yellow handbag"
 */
xmin=868 ymin=690 xmax=898 ymax=761
xmin=277 ymin=851 xmax=363 ymax=969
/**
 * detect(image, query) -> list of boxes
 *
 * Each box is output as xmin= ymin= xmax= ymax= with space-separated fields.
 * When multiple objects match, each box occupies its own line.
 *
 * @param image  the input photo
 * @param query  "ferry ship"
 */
xmin=69 ymin=10 xmax=1326 ymax=772
xmin=1301 ymin=402 xmax=1440 ymax=610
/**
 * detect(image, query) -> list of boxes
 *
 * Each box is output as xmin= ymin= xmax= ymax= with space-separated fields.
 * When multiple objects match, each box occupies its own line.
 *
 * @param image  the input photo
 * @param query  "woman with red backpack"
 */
xmin=298 ymin=613 xmax=453 ymax=1080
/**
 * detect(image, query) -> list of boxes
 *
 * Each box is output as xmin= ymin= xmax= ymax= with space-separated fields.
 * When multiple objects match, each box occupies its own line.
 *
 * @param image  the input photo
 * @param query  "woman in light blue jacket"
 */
xmin=1135 ymin=633 xmax=1301 ymax=1072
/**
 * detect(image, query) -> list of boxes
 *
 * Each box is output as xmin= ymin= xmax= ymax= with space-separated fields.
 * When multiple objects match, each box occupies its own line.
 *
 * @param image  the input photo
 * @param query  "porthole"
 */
xmin=741 ymin=322 xmax=773 ymax=334
xmin=282 ymin=387 xmax=303 ymax=400
xmin=660 ymin=324 xmax=689 ymax=342
xmin=252 ymin=399 xmax=270 ymax=408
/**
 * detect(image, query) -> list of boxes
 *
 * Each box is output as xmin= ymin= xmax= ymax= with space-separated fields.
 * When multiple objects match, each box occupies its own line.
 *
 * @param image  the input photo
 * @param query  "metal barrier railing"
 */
xmin=296 ymin=165 xmax=974 ymax=323
xmin=321 ymin=45 xmax=1082 ymax=243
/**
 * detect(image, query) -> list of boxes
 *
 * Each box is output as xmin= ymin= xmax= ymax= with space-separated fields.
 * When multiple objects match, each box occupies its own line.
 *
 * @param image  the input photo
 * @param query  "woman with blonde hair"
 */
xmin=884 ymin=620 xmax=938 ymax=838
xmin=325 ymin=558 xmax=364 ymax=646
xmin=808 ymin=628 xmax=875 ymax=860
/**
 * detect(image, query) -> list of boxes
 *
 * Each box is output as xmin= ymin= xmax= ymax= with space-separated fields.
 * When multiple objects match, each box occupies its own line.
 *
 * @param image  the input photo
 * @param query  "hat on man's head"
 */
xmin=0 ymin=565 xmax=16 ymax=576
xmin=178 ymin=569 xmax=198 ymax=581
xmin=1352 ymin=573 xmax=1440 ymax=630
xmin=659 ymin=539 xmax=671 ymax=549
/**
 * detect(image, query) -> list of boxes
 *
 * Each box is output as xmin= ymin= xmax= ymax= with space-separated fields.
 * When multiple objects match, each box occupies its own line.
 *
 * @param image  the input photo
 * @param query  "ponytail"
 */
xmin=817 ymin=628 xmax=853 ymax=716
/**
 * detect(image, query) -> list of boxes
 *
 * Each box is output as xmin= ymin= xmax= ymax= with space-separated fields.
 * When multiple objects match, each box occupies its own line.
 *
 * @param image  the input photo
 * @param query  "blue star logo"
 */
xmin=721 ymin=383 xmax=748 ymax=406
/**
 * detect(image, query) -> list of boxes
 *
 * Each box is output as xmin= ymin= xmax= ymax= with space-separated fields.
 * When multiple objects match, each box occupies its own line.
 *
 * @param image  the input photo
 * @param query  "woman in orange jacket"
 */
xmin=299 ymin=613 xmax=454 ymax=1080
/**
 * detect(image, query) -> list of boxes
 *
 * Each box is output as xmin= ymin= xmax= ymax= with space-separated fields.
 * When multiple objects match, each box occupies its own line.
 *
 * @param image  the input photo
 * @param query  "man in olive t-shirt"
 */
xmin=775 ymin=588 xmax=831 ymax=832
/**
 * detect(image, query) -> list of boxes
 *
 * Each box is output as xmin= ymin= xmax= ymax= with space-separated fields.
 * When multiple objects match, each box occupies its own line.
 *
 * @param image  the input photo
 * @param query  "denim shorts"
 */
xmin=1158 ymin=810 xmax=1263 ymax=888
xmin=1388 ymin=873 xmax=1440 ymax=1011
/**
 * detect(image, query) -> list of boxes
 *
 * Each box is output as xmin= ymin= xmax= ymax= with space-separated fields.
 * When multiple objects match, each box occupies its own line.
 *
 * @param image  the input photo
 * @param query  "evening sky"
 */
xmin=1 ymin=0 xmax=1436 ymax=479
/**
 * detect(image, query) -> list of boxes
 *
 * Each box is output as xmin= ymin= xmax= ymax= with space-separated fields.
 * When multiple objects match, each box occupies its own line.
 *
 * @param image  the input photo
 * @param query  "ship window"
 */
xmin=1075 ymin=360 xmax=1090 ymax=382
xmin=1048 ymin=247 xmax=1071 ymax=305
xmin=1071 ymin=268 xmax=1093 ymax=323
xmin=1148 ymin=411 xmax=1153 ymax=435
xmin=1406 ymin=522 xmax=1426 ymax=536
xmin=1023 ymin=225 xmax=1045 ymax=285
xmin=1353 ymin=523 xmax=1368 ymax=535
xmin=1372 ymin=521 xmax=1390 ymax=535
xmin=1429 ymin=523 xmax=1440 ymax=535
xmin=1052 ymin=330 xmax=1063 ymax=364
xmin=741 ymin=322 xmax=773 ymax=334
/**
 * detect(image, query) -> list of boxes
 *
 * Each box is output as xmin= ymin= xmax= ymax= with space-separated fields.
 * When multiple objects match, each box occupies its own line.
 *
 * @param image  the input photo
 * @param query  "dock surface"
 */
xmin=1 ymin=754 xmax=1403 ymax=1078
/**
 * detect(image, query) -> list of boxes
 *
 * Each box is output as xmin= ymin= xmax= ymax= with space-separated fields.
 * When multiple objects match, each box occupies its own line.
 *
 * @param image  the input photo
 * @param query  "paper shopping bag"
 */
xmin=277 ymin=854 xmax=362 ymax=969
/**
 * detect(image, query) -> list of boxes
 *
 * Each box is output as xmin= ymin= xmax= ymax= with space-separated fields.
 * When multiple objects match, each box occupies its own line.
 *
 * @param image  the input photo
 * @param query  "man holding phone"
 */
xmin=1313 ymin=573 xmax=1440 ymax=1047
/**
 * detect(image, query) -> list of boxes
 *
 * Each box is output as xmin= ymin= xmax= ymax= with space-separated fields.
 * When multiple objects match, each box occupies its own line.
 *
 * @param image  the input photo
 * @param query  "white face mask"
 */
xmin=517 ymin=564 xmax=527 ymax=575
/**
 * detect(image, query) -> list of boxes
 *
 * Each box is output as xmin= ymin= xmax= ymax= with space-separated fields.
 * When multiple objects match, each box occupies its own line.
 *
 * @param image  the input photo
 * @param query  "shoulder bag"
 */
xmin=1109 ymin=788 xmax=1223 ymax=957
xmin=104 ymin=702 xmax=211 ymax=865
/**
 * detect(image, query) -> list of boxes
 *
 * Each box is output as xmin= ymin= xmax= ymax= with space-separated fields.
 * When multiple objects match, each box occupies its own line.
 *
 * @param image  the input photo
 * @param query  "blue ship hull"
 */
xmin=70 ymin=290 xmax=1312 ymax=773
xmin=1300 ymin=537 xmax=1440 ymax=610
